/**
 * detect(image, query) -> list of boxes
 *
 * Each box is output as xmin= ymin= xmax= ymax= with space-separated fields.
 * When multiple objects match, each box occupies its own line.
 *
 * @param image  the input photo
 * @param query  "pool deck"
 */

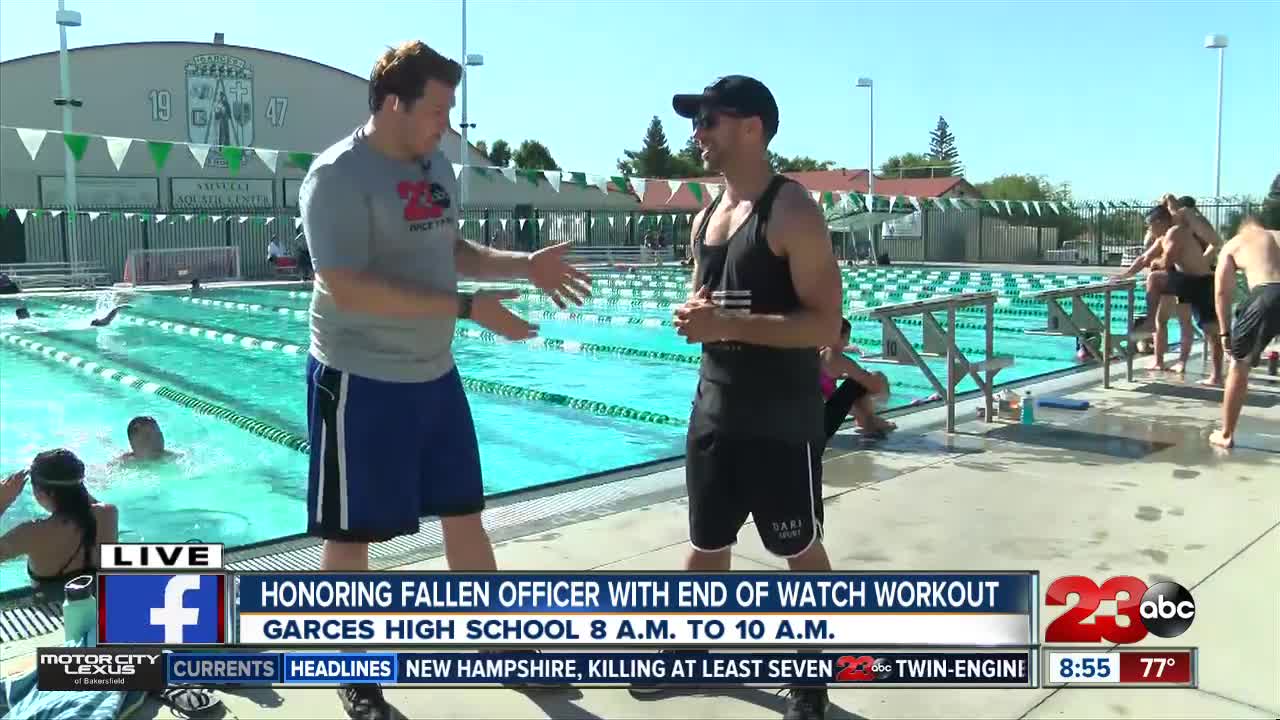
xmin=3 ymin=350 xmax=1277 ymax=719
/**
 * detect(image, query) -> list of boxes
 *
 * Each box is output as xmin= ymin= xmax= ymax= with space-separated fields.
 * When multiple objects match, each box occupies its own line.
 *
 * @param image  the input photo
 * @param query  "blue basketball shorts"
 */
xmin=305 ymin=355 xmax=484 ymax=542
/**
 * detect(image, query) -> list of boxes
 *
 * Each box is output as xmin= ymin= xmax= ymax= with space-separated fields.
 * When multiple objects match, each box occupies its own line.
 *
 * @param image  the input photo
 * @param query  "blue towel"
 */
xmin=1 ymin=633 xmax=147 ymax=720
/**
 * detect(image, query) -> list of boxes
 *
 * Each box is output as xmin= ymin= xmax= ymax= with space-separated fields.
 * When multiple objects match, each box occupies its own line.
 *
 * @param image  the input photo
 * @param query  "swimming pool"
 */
xmin=0 ymin=266 xmax=1157 ymax=591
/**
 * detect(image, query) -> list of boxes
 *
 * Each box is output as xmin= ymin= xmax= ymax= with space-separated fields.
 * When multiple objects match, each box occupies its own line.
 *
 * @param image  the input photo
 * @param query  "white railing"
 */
xmin=1022 ymin=278 xmax=1138 ymax=389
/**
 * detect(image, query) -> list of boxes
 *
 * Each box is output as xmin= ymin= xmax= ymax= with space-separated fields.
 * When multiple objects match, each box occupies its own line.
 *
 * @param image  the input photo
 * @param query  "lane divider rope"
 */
xmin=0 ymin=331 xmax=310 ymax=453
xmin=36 ymin=307 xmax=687 ymax=428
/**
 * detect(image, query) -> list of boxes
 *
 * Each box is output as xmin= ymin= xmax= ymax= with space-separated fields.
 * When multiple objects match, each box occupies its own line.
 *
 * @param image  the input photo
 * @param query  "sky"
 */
xmin=1 ymin=0 xmax=1277 ymax=201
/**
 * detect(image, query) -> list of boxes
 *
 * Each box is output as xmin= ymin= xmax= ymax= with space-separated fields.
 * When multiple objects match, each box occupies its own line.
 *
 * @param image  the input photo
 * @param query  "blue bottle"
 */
xmin=63 ymin=575 xmax=97 ymax=646
xmin=1021 ymin=391 xmax=1035 ymax=425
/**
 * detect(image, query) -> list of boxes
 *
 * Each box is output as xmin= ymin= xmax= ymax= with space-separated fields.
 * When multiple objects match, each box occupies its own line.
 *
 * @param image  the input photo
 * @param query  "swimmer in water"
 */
xmin=117 ymin=416 xmax=179 ymax=463
xmin=89 ymin=304 xmax=128 ymax=327
xmin=15 ymin=307 xmax=44 ymax=320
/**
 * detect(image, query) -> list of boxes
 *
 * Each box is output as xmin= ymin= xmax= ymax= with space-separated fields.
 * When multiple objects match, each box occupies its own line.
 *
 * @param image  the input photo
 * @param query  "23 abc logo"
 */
xmin=1045 ymin=576 xmax=1196 ymax=643
xmin=835 ymin=655 xmax=894 ymax=682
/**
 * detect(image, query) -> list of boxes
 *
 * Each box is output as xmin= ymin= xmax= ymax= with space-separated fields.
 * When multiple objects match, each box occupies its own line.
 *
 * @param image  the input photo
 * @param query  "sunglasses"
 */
xmin=692 ymin=108 xmax=749 ymax=131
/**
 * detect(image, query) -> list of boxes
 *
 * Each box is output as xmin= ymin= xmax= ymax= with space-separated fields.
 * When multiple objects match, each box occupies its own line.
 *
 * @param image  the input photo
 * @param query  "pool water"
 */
xmin=0 ymin=267 xmax=1158 ymax=591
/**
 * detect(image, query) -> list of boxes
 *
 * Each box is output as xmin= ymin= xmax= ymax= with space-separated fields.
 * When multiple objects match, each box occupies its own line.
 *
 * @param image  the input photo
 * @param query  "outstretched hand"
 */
xmin=471 ymin=289 xmax=539 ymax=341
xmin=0 ymin=469 xmax=27 ymax=510
xmin=529 ymin=243 xmax=592 ymax=309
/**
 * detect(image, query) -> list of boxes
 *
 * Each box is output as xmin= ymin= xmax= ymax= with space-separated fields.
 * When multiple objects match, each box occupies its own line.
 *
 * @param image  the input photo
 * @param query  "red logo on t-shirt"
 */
xmin=397 ymin=180 xmax=449 ymax=221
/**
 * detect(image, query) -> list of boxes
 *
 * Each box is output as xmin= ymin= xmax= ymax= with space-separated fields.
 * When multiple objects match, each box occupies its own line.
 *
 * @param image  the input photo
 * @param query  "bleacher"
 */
xmin=0 ymin=261 xmax=111 ymax=290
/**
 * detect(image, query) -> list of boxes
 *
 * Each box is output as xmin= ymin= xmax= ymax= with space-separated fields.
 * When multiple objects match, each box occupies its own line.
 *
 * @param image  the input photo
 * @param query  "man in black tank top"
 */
xmin=667 ymin=76 xmax=844 ymax=719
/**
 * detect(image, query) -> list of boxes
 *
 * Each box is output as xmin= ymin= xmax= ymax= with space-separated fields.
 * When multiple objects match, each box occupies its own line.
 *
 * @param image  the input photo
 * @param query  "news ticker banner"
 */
xmin=37 ymin=648 xmax=1039 ymax=691
xmin=97 ymin=568 xmax=1038 ymax=646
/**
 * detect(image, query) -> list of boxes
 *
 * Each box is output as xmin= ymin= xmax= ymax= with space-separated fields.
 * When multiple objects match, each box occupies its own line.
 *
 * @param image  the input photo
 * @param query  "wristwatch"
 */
xmin=457 ymin=293 xmax=474 ymax=319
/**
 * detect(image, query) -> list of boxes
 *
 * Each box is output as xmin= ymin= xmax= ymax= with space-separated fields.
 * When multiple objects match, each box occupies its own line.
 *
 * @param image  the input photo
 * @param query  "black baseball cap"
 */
xmin=673 ymin=76 xmax=779 ymax=140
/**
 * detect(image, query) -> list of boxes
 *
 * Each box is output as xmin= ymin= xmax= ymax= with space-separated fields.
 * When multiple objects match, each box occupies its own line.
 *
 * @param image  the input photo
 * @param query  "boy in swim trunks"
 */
xmin=1210 ymin=194 xmax=1280 ymax=449
xmin=1120 ymin=205 xmax=1224 ymax=384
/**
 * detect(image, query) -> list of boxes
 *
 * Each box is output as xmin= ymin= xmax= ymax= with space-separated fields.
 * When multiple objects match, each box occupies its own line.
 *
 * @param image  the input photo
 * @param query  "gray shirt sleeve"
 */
xmin=300 ymin=165 xmax=370 ymax=271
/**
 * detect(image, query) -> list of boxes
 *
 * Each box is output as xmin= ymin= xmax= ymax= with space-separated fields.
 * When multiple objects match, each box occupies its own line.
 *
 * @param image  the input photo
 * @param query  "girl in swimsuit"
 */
xmin=0 ymin=448 xmax=118 ymax=598
xmin=818 ymin=318 xmax=895 ymax=443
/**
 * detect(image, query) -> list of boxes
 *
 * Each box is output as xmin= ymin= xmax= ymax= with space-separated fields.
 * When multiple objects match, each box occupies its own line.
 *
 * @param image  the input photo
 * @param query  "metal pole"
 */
xmin=57 ymin=0 xmax=79 ymax=280
xmin=459 ymin=0 xmax=468 ymax=210
xmin=868 ymin=84 xmax=877 ymax=261
xmin=1213 ymin=46 xmax=1224 ymax=200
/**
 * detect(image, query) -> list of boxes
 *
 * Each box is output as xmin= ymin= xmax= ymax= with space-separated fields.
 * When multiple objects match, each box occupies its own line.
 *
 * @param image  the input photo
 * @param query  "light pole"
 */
xmin=459 ymin=0 xmax=483 ymax=209
xmin=458 ymin=53 xmax=482 ymax=209
xmin=1204 ymin=34 xmax=1227 ymax=201
xmin=55 ymin=0 xmax=83 ymax=281
xmin=856 ymin=77 xmax=875 ymax=260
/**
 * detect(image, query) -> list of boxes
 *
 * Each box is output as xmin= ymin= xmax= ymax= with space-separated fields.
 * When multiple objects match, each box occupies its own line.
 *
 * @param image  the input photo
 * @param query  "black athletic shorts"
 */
xmin=1166 ymin=269 xmax=1219 ymax=330
xmin=685 ymin=428 xmax=824 ymax=558
xmin=1230 ymin=283 xmax=1280 ymax=363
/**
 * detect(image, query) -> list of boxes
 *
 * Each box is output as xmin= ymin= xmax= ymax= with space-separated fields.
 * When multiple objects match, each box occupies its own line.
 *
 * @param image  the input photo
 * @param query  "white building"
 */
xmin=0 ymin=37 xmax=641 ymax=276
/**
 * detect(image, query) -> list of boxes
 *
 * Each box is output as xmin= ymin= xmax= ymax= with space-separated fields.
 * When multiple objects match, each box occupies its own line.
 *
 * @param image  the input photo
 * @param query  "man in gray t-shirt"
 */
xmin=299 ymin=43 xmax=590 ymax=719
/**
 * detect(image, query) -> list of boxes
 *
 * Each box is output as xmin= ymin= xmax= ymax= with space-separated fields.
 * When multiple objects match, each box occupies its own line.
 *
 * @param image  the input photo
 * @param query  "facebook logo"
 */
xmin=100 ymin=574 xmax=225 ymax=645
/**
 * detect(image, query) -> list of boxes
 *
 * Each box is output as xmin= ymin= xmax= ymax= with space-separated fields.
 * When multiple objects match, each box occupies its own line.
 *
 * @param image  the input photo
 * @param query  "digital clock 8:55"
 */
xmin=1048 ymin=652 xmax=1116 ymax=683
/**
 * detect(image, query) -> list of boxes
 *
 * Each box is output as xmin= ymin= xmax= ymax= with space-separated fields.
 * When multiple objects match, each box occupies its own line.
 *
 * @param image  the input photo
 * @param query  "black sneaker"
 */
xmin=628 ymin=649 xmax=710 ymax=696
xmin=783 ymin=686 xmax=829 ymax=720
xmin=338 ymin=684 xmax=390 ymax=720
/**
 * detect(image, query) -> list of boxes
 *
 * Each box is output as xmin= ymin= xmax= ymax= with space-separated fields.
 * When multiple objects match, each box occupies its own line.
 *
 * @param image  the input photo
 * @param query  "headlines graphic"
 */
xmin=233 ymin=572 xmax=1038 ymax=646
xmin=37 ymin=649 xmax=1036 ymax=690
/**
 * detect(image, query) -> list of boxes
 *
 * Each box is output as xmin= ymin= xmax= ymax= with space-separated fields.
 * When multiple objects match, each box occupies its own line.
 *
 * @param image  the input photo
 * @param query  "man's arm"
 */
xmin=455 ymin=235 xmax=532 ymax=280
xmin=303 ymin=167 xmax=461 ymax=319
xmin=1214 ymin=241 xmax=1238 ymax=342
xmin=719 ymin=184 xmax=843 ymax=348
xmin=1119 ymin=236 xmax=1165 ymax=278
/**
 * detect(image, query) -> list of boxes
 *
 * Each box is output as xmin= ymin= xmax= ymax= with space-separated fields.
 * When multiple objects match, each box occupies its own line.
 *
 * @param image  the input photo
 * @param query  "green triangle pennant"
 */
xmin=30 ymin=210 xmax=41 ymax=218
xmin=199 ymin=214 xmax=209 ymax=222
xmin=569 ymin=171 xmax=587 ymax=185
xmin=822 ymin=191 xmax=834 ymax=208
xmin=611 ymin=176 xmax=627 ymax=192
xmin=687 ymin=182 xmax=704 ymax=204
xmin=147 ymin=141 xmax=174 ymax=170
xmin=0 ymin=208 xmax=8 ymax=220
xmin=286 ymin=152 xmax=314 ymax=171
xmin=517 ymin=169 xmax=541 ymax=184
xmin=63 ymin=133 xmax=91 ymax=163
xmin=139 ymin=213 xmax=151 ymax=222
xmin=110 ymin=212 xmax=122 ymax=220
xmin=221 ymin=147 xmax=244 ymax=175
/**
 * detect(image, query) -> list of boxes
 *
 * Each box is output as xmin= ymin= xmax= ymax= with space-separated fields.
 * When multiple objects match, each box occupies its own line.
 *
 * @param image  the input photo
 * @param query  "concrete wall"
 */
xmin=0 ymin=42 xmax=635 ymax=212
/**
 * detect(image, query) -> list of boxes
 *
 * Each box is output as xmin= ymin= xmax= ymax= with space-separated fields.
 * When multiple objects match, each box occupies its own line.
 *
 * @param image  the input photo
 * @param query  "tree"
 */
xmin=976 ymin=173 xmax=1084 ymax=243
xmin=928 ymin=116 xmax=960 ymax=176
xmin=769 ymin=153 xmax=836 ymax=172
xmin=512 ymin=140 xmax=559 ymax=171
xmin=675 ymin=136 xmax=703 ymax=175
xmin=975 ymin=174 xmax=1067 ymax=201
xmin=618 ymin=116 xmax=682 ymax=178
xmin=474 ymin=140 xmax=488 ymax=160
xmin=879 ymin=153 xmax=938 ymax=179
xmin=488 ymin=139 xmax=512 ymax=168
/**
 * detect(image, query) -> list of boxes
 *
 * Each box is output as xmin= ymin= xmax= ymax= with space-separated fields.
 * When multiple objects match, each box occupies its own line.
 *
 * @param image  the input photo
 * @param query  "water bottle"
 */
xmin=1021 ymin=391 xmax=1035 ymax=425
xmin=1269 ymin=351 xmax=1279 ymax=376
xmin=63 ymin=575 xmax=97 ymax=645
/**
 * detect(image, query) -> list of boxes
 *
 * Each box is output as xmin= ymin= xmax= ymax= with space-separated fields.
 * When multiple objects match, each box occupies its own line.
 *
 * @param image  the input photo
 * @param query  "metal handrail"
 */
xmin=1022 ymin=278 xmax=1137 ymax=389
xmin=861 ymin=291 xmax=1013 ymax=432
